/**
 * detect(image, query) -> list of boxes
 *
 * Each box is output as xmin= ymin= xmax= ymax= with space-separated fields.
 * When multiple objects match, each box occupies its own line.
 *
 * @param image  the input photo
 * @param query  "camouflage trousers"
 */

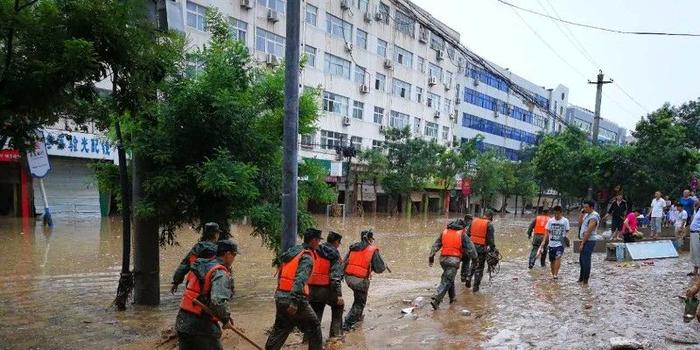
xmin=265 ymin=300 xmax=322 ymax=350
xmin=308 ymin=285 xmax=344 ymax=339
xmin=465 ymin=248 xmax=488 ymax=289
xmin=432 ymin=257 xmax=460 ymax=305
xmin=343 ymin=275 xmax=369 ymax=331
xmin=177 ymin=332 xmax=223 ymax=350
xmin=528 ymin=235 xmax=547 ymax=268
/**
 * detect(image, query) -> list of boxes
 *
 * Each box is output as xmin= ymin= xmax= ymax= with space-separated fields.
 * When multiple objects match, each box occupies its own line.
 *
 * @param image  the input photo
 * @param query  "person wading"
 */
xmin=307 ymin=231 xmax=345 ymax=340
xmin=527 ymin=209 xmax=550 ymax=269
xmin=171 ymin=222 xmax=221 ymax=294
xmin=578 ymin=200 xmax=601 ymax=285
xmin=265 ymin=228 xmax=323 ymax=350
xmin=460 ymin=214 xmax=474 ymax=284
xmin=342 ymin=230 xmax=386 ymax=332
xmin=428 ymin=219 xmax=477 ymax=309
xmin=538 ymin=206 xmax=570 ymax=280
xmin=464 ymin=211 xmax=497 ymax=292
xmin=175 ymin=240 xmax=238 ymax=350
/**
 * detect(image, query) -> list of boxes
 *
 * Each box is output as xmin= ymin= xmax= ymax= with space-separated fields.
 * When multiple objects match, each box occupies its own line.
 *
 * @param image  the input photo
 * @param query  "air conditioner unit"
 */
xmin=344 ymin=42 xmax=353 ymax=52
xmin=455 ymin=97 xmax=461 ymax=105
xmin=426 ymin=99 xmax=433 ymax=107
xmin=428 ymin=76 xmax=437 ymax=86
xmin=379 ymin=125 xmax=386 ymax=132
xmin=449 ymin=112 xmax=456 ymax=120
xmin=472 ymin=78 xmax=479 ymax=87
xmin=419 ymin=29 xmax=429 ymax=43
xmin=342 ymin=116 xmax=351 ymax=126
xmin=265 ymin=53 xmax=278 ymax=66
xmin=444 ymin=83 xmax=451 ymax=91
xmin=383 ymin=59 xmax=394 ymax=70
xmin=267 ymin=9 xmax=279 ymax=23
xmin=455 ymin=83 xmax=461 ymax=92
xmin=434 ymin=111 xmax=441 ymax=119
xmin=340 ymin=0 xmax=350 ymax=10
xmin=359 ymin=84 xmax=370 ymax=94
xmin=375 ymin=12 xmax=384 ymax=21
xmin=364 ymin=12 xmax=373 ymax=23
xmin=436 ymin=50 xmax=445 ymax=61
xmin=240 ymin=0 xmax=253 ymax=9
xmin=494 ymin=109 xmax=499 ymax=118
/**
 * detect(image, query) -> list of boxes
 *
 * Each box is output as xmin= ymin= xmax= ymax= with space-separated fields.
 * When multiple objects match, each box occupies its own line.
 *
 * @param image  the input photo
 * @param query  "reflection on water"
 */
xmin=1 ymin=214 xmax=699 ymax=349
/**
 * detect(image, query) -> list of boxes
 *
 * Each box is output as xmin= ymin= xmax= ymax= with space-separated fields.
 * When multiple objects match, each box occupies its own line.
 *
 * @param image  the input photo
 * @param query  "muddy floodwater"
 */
xmin=1 ymin=214 xmax=700 ymax=350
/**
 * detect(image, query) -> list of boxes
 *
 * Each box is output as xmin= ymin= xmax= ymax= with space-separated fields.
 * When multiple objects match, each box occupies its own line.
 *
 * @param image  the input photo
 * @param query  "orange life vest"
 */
xmin=308 ymin=253 xmax=332 ymax=286
xmin=179 ymin=263 xmax=229 ymax=321
xmin=345 ymin=245 xmax=378 ymax=279
xmin=277 ymin=249 xmax=314 ymax=296
xmin=470 ymin=218 xmax=489 ymax=246
xmin=441 ymin=228 xmax=464 ymax=257
xmin=534 ymin=215 xmax=549 ymax=235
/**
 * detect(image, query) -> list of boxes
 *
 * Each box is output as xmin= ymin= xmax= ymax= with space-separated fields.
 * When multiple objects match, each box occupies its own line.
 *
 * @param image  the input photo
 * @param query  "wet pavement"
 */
xmin=1 ymin=214 xmax=700 ymax=349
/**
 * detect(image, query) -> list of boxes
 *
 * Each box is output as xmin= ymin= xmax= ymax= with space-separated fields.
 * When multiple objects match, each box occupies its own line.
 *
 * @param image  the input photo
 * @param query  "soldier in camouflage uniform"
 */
xmin=342 ymin=230 xmax=386 ymax=332
xmin=464 ymin=211 xmax=497 ymax=292
xmin=265 ymin=229 xmax=323 ymax=350
xmin=429 ymin=219 xmax=477 ymax=309
xmin=171 ymin=222 xmax=221 ymax=294
xmin=460 ymin=215 xmax=474 ymax=284
xmin=307 ymin=231 xmax=345 ymax=339
xmin=175 ymin=240 xmax=238 ymax=350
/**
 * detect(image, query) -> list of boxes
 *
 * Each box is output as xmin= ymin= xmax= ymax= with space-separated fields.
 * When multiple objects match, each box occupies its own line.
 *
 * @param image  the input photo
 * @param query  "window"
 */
xmin=305 ymin=4 xmax=318 ymax=26
xmin=350 ymin=136 xmax=363 ymax=149
xmin=444 ymin=98 xmax=452 ymax=114
xmin=323 ymin=91 xmax=349 ymax=116
xmin=392 ymin=78 xmax=411 ymax=99
xmin=326 ymin=13 xmax=352 ymax=42
xmin=352 ymin=101 xmax=364 ymax=120
xmin=468 ymin=66 xmax=509 ymax=93
xmin=442 ymin=126 xmax=449 ymax=140
xmin=430 ymin=32 xmax=445 ymax=51
xmin=560 ymin=106 xmax=563 ymax=116
xmin=186 ymin=2 xmax=207 ymax=31
xmin=304 ymin=45 xmax=317 ymax=67
xmin=425 ymin=122 xmax=438 ymax=138
xmin=464 ymin=88 xmax=499 ymax=112
xmin=320 ymin=130 xmax=347 ymax=150
xmin=256 ymin=28 xmax=285 ymax=57
xmin=445 ymin=70 xmax=453 ymax=87
xmin=413 ymin=117 xmax=421 ymax=134
xmin=354 ymin=65 xmax=367 ymax=84
xmin=533 ymin=114 xmax=546 ymax=128
xmin=378 ymin=2 xmax=390 ymax=24
xmin=372 ymin=140 xmax=384 ymax=150
xmin=462 ymin=113 xmax=538 ymax=145
xmin=357 ymin=0 xmax=369 ymax=12
xmin=428 ymin=63 xmax=443 ymax=81
xmin=373 ymin=106 xmax=384 ymax=124
xmin=260 ymin=0 xmax=286 ymax=14
xmin=185 ymin=56 xmax=204 ymax=77
xmin=573 ymin=118 xmax=592 ymax=132
xmin=394 ymin=45 xmax=413 ymax=67
xmin=229 ymin=17 xmax=247 ymax=42
xmin=415 ymin=87 xmax=423 ymax=103
xmin=375 ymin=73 xmax=386 ymax=91
xmin=301 ymin=133 xmax=315 ymax=147
xmin=427 ymin=92 xmax=441 ymax=110
xmin=389 ymin=111 xmax=410 ymax=129
xmin=600 ymin=128 xmax=617 ymax=141
xmin=417 ymin=56 xmax=425 ymax=72
xmin=561 ymin=92 xmax=565 ymax=100
xmin=377 ymin=39 xmax=387 ymax=57
xmin=356 ymin=29 xmax=368 ymax=50
xmin=324 ymin=53 xmax=351 ymax=79
xmin=394 ymin=10 xmax=415 ymax=37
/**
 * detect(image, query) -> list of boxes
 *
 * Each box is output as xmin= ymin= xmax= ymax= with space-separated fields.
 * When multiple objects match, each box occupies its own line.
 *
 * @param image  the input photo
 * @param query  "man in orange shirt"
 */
xmin=527 ymin=209 xmax=550 ymax=269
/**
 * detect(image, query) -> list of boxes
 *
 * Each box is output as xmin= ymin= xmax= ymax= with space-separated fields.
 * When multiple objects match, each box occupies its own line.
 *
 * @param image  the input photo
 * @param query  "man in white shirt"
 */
xmin=689 ymin=203 xmax=700 ymax=277
xmin=538 ymin=206 xmax=570 ymax=280
xmin=649 ymin=191 xmax=666 ymax=239
xmin=674 ymin=203 xmax=688 ymax=249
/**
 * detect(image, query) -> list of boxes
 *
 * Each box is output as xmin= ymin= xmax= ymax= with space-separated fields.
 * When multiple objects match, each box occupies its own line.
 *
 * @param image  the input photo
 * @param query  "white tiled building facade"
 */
xmin=162 ymin=0 xmax=569 ymax=165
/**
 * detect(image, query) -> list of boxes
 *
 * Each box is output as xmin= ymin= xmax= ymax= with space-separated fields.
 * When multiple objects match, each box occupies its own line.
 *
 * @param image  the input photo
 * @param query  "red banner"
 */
xmin=0 ymin=149 xmax=20 ymax=162
xmin=461 ymin=178 xmax=472 ymax=196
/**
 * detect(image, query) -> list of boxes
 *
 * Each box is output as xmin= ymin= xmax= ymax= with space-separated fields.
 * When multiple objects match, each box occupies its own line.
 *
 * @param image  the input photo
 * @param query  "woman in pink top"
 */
xmin=622 ymin=208 xmax=640 ymax=243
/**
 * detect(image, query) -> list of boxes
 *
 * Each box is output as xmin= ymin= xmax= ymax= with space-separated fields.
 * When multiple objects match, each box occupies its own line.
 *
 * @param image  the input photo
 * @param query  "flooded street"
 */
xmin=1 ymin=214 xmax=700 ymax=349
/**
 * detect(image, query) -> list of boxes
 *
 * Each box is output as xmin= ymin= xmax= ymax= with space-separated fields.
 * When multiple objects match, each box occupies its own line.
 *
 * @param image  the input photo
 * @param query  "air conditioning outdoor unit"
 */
xmin=444 ymin=83 xmax=451 ymax=91
xmin=436 ymin=50 xmax=445 ymax=61
xmin=434 ymin=111 xmax=441 ymax=119
xmin=267 ymin=9 xmax=279 ymax=23
xmin=379 ymin=125 xmax=386 ymax=132
xmin=342 ymin=116 xmax=351 ymax=126
xmin=419 ymin=29 xmax=429 ymax=43
xmin=428 ymin=76 xmax=437 ymax=86
xmin=240 ymin=0 xmax=253 ymax=9
xmin=455 ymin=97 xmax=461 ymax=105
xmin=375 ymin=12 xmax=384 ymax=21
xmin=265 ymin=53 xmax=278 ymax=66
xmin=364 ymin=12 xmax=373 ymax=23
xmin=449 ymin=112 xmax=456 ymax=120
xmin=340 ymin=0 xmax=350 ymax=10
xmin=359 ymin=84 xmax=370 ymax=94
xmin=345 ymin=42 xmax=353 ymax=52
xmin=426 ymin=99 xmax=433 ymax=107
xmin=472 ymin=78 xmax=479 ymax=87
xmin=383 ymin=59 xmax=394 ymax=70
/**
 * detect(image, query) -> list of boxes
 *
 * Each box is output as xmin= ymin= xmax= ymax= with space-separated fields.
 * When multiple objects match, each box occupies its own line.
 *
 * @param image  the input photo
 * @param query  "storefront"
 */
xmin=0 ymin=149 xmax=30 ymax=217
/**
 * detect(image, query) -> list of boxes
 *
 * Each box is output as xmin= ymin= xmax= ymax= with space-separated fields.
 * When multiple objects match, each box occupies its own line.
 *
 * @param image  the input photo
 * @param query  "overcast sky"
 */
xmin=411 ymin=0 xmax=700 ymax=131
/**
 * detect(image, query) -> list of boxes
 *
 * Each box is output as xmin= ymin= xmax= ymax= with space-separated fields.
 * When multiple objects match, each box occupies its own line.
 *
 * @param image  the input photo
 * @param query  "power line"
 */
xmin=497 ymin=0 xmax=700 ymax=37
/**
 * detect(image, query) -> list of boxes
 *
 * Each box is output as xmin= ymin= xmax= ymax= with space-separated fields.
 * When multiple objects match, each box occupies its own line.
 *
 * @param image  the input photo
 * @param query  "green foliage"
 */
xmin=471 ymin=151 xmax=505 ymax=208
xmin=381 ymin=127 xmax=442 ymax=196
xmin=532 ymin=127 xmax=591 ymax=199
xmin=357 ymin=148 xmax=389 ymax=188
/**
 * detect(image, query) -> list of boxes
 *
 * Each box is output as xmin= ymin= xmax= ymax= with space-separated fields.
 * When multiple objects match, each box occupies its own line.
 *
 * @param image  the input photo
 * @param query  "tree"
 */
xmin=675 ymin=99 xmax=700 ymax=149
xmin=434 ymin=137 xmax=479 ymax=215
xmin=357 ymin=148 xmax=388 ymax=215
xmin=137 ymin=12 xmax=321 ymax=254
xmin=512 ymin=162 xmax=538 ymax=215
xmin=532 ymin=127 xmax=591 ymax=201
xmin=471 ymin=151 xmax=503 ymax=214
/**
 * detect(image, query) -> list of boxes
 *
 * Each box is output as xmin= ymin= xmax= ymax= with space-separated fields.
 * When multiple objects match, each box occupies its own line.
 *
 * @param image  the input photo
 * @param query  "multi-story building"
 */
xmin=173 ymin=0 xmax=463 ymax=166
xmin=457 ymin=60 xmax=569 ymax=161
xmin=565 ymin=105 xmax=627 ymax=145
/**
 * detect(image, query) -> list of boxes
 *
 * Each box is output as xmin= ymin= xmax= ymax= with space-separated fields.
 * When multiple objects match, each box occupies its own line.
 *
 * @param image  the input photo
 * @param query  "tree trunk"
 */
xmin=132 ymin=151 xmax=160 ymax=306
xmin=113 ymin=118 xmax=133 ymax=311
xmin=514 ymin=195 xmax=518 ymax=218
xmin=536 ymin=188 xmax=543 ymax=211
xmin=372 ymin=180 xmax=378 ymax=216
xmin=404 ymin=194 xmax=411 ymax=219
xmin=444 ymin=190 xmax=451 ymax=218
xmin=422 ymin=193 xmax=429 ymax=219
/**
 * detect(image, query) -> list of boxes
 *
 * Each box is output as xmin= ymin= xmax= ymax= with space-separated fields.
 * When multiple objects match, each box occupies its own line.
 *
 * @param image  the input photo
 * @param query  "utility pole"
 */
xmin=585 ymin=70 xmax=613 ymax=200
xmin=281 ymin=0 xmax=301 ymax=252
xmin=588 ymin=70 xmax=613 ymax=144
